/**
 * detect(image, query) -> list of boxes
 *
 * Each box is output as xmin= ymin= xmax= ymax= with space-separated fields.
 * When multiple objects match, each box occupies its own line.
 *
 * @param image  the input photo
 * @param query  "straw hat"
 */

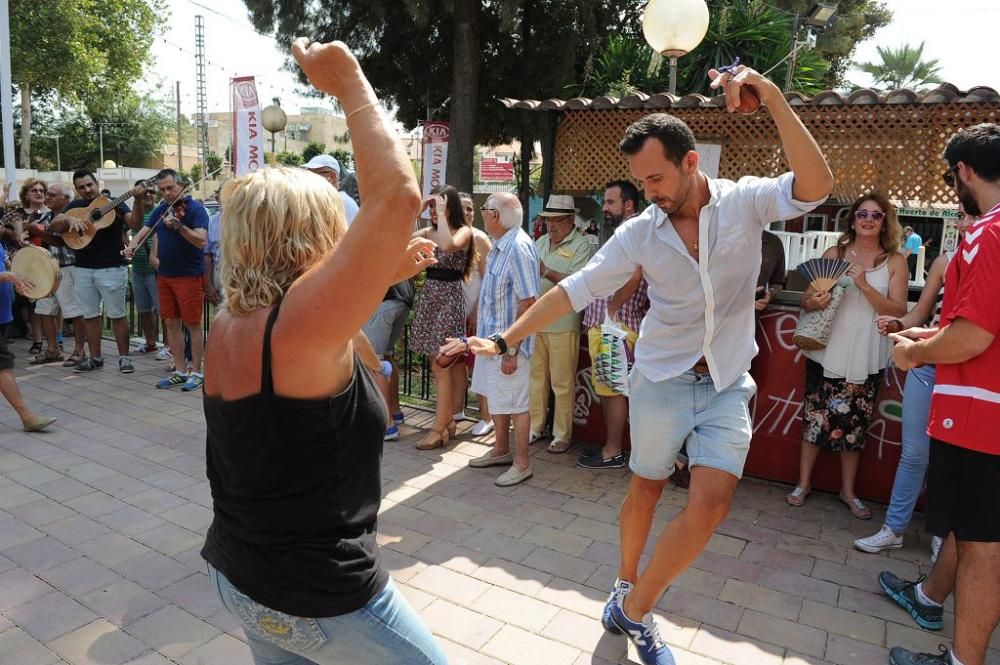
xmin=538 ymin=194 xmax=578 ymax=217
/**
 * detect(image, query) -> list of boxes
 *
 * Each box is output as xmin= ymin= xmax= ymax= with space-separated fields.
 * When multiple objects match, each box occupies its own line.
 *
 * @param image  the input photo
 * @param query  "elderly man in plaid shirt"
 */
xmin=462 ymin=192 xmax=540 ymax=487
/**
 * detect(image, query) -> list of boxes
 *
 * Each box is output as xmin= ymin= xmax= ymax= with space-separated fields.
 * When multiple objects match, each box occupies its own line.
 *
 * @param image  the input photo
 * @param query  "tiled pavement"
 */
xmin=0 ymin=340 xmax=997 ymax=665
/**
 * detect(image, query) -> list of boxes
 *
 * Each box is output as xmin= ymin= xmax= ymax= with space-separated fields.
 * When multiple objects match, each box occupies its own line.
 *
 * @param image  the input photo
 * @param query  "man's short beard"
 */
xmin=956 ymin=179 xmax=982 ymax=217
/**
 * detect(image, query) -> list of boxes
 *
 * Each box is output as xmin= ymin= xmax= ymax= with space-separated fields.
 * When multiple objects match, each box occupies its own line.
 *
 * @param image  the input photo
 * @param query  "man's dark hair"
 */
xmin=944 ymin=123 xmax=1000 ymax=182
xmin=157 ymin=168 xmax=181 ymax=183
xmin=605 ymin=179 xmax=642 ymax=211
xmin=619 ymin=113 xmax=696 ymax=165
xmin=72 ymin=169 xmax=97 ymax=185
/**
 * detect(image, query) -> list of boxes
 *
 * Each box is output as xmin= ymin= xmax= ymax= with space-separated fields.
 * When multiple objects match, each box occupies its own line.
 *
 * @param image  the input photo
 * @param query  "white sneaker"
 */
xmin=470 ymin=419 xmax=494 ymax=436
xmin=854 ymin=524 xmax=903 ymax=553
xmin=930 ymin=535 xmax=943 ymax=564
xmin=156 ymin=347 xmax=173 ymax=361
xmin=454 ymin=411 xmax=475 ymax=422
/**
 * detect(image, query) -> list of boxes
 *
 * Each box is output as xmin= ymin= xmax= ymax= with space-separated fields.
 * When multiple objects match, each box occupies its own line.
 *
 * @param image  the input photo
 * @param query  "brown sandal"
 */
xmin=63 ymin=352 xmax=83 ymax=368
xmin=31 ymin=351 xmax=64 ymax=365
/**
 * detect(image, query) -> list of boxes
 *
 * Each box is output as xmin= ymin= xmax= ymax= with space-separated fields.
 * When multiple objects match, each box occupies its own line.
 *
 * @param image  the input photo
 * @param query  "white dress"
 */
xmin=805 ymin=260 xmax=890 ymax=384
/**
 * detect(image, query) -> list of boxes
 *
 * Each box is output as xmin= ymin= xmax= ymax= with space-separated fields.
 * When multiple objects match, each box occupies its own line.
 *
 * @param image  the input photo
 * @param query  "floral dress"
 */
xmin=408 ymin=247 xmax=469 ymax=355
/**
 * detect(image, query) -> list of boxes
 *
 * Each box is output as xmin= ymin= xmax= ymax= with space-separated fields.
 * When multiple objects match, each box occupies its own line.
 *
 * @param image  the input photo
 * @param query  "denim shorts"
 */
xmin=628 ymin=370 xmax=756 ymax=480
xmin=208 ymin=564 xmax=446 ymax=665
xmin=130 ymin=270 xmax=158 ymax=314
xmin=362 ymin=299 xmax=410 ymax=357
xmin=74 ymin=266 xmax=128 ymax=319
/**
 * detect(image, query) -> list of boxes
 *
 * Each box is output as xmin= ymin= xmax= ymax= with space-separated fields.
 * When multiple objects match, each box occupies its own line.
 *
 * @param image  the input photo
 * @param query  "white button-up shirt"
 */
xmin=561 ymin=172 xmax=824 ymax=391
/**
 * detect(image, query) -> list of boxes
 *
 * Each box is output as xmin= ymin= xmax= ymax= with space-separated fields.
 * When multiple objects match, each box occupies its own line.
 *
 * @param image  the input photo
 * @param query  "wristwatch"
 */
xmin=489 ymin=333 xmax=517 ymax=356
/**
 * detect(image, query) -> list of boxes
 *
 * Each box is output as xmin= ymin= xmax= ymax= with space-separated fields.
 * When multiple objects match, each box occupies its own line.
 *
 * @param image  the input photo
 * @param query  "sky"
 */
xmin=152 ymin=0 xmax=998 ymax=120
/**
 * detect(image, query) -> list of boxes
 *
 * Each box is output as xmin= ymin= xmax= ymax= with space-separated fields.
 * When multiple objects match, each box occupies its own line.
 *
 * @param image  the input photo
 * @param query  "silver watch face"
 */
xmin=506 ymin=347 xmax=518 ymax=356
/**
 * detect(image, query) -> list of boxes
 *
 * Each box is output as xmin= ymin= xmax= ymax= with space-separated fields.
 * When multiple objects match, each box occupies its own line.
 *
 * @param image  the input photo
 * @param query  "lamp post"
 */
xmin=641 ymin=0 xmax=710 ymax=96
xmin=785 ymin=3 xmax=838 ymax=92
xmin=261 ymin=97 xmax=287 ymax=156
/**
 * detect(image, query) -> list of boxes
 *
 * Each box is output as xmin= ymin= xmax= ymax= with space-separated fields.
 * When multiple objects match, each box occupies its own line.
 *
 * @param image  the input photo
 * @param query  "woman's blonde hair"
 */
xmin=219 ymin=167 xmax=347 ymax=315
xmin=19 ymin=178 xmax=46 ymax=208
xmin=836 ymin=192 xmax=902 ymax=267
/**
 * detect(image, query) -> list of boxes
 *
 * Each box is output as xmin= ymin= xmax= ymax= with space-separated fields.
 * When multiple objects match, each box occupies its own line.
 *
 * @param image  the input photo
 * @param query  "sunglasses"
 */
xmin=854 ymin=210 xmax=885 ymax=221
xmin=943 ymin=164 xmax=959 ymax=188
xmin=480 ymin=206 xmax=497 ymax=213
xmin=29 ymin=187 xmax=46 ymax=194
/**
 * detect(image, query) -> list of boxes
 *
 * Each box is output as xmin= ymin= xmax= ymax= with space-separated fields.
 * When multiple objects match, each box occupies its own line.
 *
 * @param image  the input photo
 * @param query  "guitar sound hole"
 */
xmin=90 ymin=210 xmax=102 ymax=222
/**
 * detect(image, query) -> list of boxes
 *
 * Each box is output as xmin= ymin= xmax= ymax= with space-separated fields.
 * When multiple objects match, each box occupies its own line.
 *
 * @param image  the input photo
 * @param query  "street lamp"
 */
xmin=261 ymin=97 xmax=287 ymax=155
xmin=641 ymin=0 xmax=710 ymax=96
xmin=785 ymin=3 xmax=838 ymax=92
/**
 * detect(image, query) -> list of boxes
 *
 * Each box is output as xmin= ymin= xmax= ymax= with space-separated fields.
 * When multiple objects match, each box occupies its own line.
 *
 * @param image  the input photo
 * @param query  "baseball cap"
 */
xmin=302 ymin=154 xmax=341 ymax=176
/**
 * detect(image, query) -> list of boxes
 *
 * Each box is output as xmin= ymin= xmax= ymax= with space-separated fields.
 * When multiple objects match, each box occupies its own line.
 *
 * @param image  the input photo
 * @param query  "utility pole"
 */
xmin=0 ymin=0 xmax=16 ymax=196
xmin=785 ymin=14 xmax=801 ymax=92
xmin=194 ymin=15 xmax=209 ymax=168
xmin=176 ymin=81 xmax=182 ymax=171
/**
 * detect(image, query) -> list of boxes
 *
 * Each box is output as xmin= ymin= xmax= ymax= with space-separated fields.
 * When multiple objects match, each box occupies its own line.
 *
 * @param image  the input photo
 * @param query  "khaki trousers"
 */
xmin=529 ymin=330 xmax=580 ymax=441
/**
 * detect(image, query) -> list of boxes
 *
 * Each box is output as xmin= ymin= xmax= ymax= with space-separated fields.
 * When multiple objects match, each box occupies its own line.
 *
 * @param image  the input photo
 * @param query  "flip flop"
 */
xmin=786 ymin=486 xmax=810 ymax=507
xmin=546 ymin=438 xmax=572 ymax=454
xmin=840 ymin=492 xmax=872 ymax=520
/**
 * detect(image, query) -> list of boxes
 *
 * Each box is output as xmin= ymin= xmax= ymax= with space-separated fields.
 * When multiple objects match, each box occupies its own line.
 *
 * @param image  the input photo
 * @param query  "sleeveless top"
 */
xmin=201 ymin=298 xmax=389 ymax=617
xmin=930 ymin=250 xmax=955 ymax=328
xmin=805 ymin=260 xmax=891 ymax=384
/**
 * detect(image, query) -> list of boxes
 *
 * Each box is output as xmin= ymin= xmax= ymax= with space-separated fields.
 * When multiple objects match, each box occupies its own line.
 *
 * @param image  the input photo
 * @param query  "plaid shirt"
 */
xmin=582 ymin=213 xmax=650 ymax=330
xmin=477 ymin=226 xmax=540 ymax=358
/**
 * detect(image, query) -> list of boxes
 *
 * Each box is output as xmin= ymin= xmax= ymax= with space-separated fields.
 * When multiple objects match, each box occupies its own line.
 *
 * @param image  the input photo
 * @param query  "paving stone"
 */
xmin=521 ymin=546 xmax=599 ymax=584
xmin=124 ymin=605 xmax=220 ymax=659
xmin=33 ymin=478 xmax=95 ymax=503
xmin=540 ymin=608 xmax=627 ymax=662
xmin=159 ymin=503 xmax=214 ymax=533
xmin=0 ymin=627 xmax=62 ymax=665
xmin=48 ymin=618 xmax=147 ymax=665
xmin=177 ymin=633 xmax=252 ymax=665
xmin=376 ymin=523 xmax=434 ymax=555
xmin=658 ymin=587 xmax=745 ymax=633
xmin=760 ymin=568 xmax=840 ymax=606
xmin=112 ymin=550 xmax=195 ymax=592
xmin=87 ymin=474 xmax=151 ymax=500
xmin=688 ymin=625 xmax=786 ymax=665
xmin=470 ymin=585 xmax=560 ymax=632
xmin=778 ymin=533 xmax=847 ymax=564
xmin=75 ymin=534 xmax=152 ymax=568
xmin=396 ymin=581 xmax=437 ymax=612
xmin=837 ymin=587 xmax=913 ymax=627
xmin=379 ymin=547 xmax=427 ymax=583
xmin=719 ymin=579 xmax=802 ymax=621
xmin=1 ymin=536 xmax=79 ymax=572
xmin=522 ymin=524 xmax=592 ymax=557
xmin=824 ymin=633 xmax=889 ymax=665
xmin=0 ymin=516 xmax=45 ymax=548
xmin=535 ymin=577 xmax=608 ymax=619
xmin=121 ymin=653 xmax=175 ymax=665
xmin=42 ymin=514 xmax=116 ymax=547
xmin=414 ymin=539 xmax=491 ymax=575
xmin=0 ymin=567 xmax=54 ymax=611
xmin=671 ymin=567 xmax=729 ymax=598
xmin=693 ymin=550 xmax=767 ymax=584
xmin=421 ymin=598 xmax=504 ymax=650
xmin=6 ymin=498 xmax=77 ymax=527
xmin=737 ymin=609 xmax=827 ymax=658
xmin=121 ymin=488 xmax=188 ymax=516
xmin=481 ymin=623 xmax=580 ymax=665
xmin=95 ymin=507 xmax=169 ymax=538
xmin=5 ymin=591 xmax=98 ymax=642
xmin=472 ymin=558 xmax=554 ymax=597
xmin=799 ymin=600 xmax=885 ymax=645
xmin=408 ymin=565 xmax=491 ymax=606
xmin=131 ymin=523 xmax=203 ymax=557
xmin=460 ymin=531 xmax=538 ymax=563
xmin=39 ymin=557 xmax=123 ymax=597
xmin=742 ymin=542 xmax=816 ymax=576
xmin=157 ymin=574 xmax=223 ymax=619
xmin=64 ymin=493 xmax=130 ymax=519
xmin=79 ymin=580 xmax=168 ymax=626
xmin=438 ymin=637 xmax=506 ymax=665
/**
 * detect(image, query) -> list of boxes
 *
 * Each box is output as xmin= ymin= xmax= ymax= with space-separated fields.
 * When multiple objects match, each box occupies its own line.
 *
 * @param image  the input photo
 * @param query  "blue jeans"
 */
xmin=885 ymin=364 xmax=936 ymax=534
xmin=209 ymin=565 xmax=446 ymax=665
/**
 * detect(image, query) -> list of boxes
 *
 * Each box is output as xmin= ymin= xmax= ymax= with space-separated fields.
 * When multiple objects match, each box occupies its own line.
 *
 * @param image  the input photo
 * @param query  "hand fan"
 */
xmin=796 ymin=258 xmax=851 ymax=293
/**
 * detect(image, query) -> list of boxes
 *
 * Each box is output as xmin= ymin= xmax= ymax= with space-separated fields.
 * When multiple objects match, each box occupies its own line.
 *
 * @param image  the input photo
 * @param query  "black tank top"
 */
xmin=200 ymin=298 xmax=389 ymax=617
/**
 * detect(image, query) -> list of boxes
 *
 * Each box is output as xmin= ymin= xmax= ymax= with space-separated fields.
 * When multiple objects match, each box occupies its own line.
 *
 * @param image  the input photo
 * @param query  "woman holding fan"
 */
xmin=787 ymin=193 xmax=907 ymax=518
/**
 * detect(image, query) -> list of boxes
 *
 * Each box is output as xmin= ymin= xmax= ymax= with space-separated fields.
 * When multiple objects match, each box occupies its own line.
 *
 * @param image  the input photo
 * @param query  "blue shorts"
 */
xmin=130 ymin=270 xmax=158 ymax=314
xmin=628 ymin=370 xmax=756 ymax=480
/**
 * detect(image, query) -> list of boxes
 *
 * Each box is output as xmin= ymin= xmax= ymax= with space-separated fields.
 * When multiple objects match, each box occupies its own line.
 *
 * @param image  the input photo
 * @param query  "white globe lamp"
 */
xmin=642 ymin=0 xmax=710 ymax=95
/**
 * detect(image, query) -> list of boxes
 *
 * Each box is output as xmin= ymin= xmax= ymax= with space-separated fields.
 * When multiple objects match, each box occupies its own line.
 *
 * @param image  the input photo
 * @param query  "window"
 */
xmin=805 ymin=213 xmax=828 ymax=232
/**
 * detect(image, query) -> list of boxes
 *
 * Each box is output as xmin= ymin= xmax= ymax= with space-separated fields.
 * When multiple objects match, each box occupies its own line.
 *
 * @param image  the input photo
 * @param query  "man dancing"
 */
xmin=443 ymin=65 xmax=832 ymax=664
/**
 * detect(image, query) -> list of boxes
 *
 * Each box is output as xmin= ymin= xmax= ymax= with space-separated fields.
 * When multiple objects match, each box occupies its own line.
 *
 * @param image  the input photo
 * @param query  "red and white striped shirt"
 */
xmin=928 ymin=202 xmax=1000 ymax=454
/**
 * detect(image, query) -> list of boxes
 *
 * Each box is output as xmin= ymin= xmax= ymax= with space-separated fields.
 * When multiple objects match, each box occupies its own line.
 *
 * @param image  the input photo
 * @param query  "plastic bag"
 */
xmin=593 ymin=316 xmax=634 ymax=396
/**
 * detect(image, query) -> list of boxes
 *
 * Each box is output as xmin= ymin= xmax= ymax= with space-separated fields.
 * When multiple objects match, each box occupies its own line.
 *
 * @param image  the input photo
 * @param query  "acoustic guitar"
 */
xmin=63 ymin=175 xmax=159 ymax=251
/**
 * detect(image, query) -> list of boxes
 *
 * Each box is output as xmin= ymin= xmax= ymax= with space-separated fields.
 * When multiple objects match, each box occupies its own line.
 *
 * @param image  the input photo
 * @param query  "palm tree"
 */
xmin=856 ymin=42 xmax=943 ymax=91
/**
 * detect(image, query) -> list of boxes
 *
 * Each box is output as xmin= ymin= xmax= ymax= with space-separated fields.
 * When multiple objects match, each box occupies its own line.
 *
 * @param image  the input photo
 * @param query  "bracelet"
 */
xmin=346 ymin=102 xmax=377 ymax=122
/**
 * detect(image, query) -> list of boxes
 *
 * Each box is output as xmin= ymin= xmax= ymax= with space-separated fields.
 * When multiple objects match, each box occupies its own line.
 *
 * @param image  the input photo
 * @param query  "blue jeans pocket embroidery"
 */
xmin=228 ymin=587 xmax=326 ymax=652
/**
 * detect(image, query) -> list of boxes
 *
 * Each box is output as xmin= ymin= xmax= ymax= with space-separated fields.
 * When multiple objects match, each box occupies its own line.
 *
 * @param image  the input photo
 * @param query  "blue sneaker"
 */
xmin=157 ymin=372 xmax=187 ymax=389
xmin=888 ymin=645 xmax=951 ymax=665
xmin=609 ymin=596 xmax=676 ymax=665
xmin=601 ymin=579 xmax=633 ymax=633
xmin=181 ymin=373 xmax=204 ymax=392
xmin=384 ymin=424 xmax=399 ymax=441
xmin=878 ymin=572 xmax=944 ymax=631
xmin=392 ymin=412 xmax=405 ymax=424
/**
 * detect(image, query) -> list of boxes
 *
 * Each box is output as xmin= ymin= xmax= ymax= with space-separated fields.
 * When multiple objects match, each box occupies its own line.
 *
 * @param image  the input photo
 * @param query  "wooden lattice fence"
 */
xmin=553 ymin=103 xmax=1000 ymax=206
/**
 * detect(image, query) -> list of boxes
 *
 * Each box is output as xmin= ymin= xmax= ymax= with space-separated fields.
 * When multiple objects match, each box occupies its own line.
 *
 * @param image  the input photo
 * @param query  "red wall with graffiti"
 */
xmin=572 ymin=305 xmax=908 ymax=504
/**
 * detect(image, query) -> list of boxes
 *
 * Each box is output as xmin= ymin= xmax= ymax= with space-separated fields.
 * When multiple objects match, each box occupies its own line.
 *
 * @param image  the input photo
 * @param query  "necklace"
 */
xmin=692 ymin=241 xmax=699 ymax=251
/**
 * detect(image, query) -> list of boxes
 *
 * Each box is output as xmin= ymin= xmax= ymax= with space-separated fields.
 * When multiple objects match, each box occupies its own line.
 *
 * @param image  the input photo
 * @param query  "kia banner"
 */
xmin=231 ymin=76 xmax=266 ymax=176
xmin=420 ymin=121 xmax=449 ymax=219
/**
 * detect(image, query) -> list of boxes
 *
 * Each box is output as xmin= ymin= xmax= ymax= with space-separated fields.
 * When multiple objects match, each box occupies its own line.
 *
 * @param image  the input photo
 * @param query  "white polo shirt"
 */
xmin=560 ymin=172 xmax=824 ymax=391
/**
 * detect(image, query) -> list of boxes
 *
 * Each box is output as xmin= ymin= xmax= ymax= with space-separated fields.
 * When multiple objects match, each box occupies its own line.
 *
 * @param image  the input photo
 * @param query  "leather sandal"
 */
xmin=31 ymin=351 xmax=64 ymax=365
xmin=63 ymin=351 xmax=83 ymax=368
xmin=840 ymin=492 xmax=872 ymax=520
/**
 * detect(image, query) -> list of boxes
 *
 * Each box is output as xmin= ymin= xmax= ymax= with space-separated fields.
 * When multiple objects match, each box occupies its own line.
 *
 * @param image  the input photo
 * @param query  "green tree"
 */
xmin=206 ymin=152 xmax=223 ymax=178
xmin=242 ymin=0 xmax=642 ymax=192
xmin=276 ymin=151 xmax=304 ymax=166
xmin=10 ymin=0 xmax=165 ymax=167
xmin=774 ymin=0 xmax=893 ymax=87
xmin=855 ymin=42 xmax=943 ymax=91
xmin=29 ymin=92 xmax=173 ymax=170
xmin=302 ymin=141 xmax=326 ymax=162
xmin=189 ymin=163 xmax=203 ymax=183
xmin=329 ymin=149 xmax=354 ymax=172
